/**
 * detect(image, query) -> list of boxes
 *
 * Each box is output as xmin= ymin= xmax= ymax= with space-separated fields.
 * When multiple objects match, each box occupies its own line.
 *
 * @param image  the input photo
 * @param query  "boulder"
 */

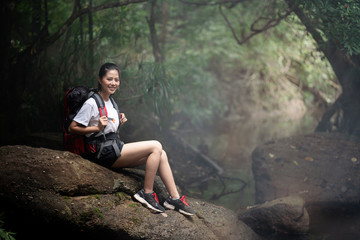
xmin=238 ymin=196 xmax=309 ymax=235
xmin=252 ymin=132 xmax=360 ymax=209
xmin=0 ymin=145 xmax=260 ymax=240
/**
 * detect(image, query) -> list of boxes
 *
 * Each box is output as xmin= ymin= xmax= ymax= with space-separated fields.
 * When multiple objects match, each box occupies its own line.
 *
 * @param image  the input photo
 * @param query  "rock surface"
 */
xmin=0 ymin=145 xmax=260 ymax=240
xmin=252 ymin=132 xmax=360 ymax=208
xmin=238 ymin=196 xmax=309 ymax=235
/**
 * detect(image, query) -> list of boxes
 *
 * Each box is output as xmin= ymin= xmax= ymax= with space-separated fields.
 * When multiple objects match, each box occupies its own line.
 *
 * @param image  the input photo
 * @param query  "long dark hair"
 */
xmin=98 ymin=63 xmax=121 ymax=91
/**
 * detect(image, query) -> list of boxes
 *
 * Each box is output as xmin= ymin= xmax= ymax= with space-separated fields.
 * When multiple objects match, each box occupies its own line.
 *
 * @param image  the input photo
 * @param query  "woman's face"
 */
xmin=99 ymin=69 xmax=120 ymax=95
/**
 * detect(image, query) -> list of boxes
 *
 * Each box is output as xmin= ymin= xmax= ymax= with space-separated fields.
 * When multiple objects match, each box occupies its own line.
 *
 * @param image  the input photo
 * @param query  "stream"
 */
xmin=181 ymin=113 xmax=360 ymax=240
xmin=184 ymin=113 xmax=316 ymax=210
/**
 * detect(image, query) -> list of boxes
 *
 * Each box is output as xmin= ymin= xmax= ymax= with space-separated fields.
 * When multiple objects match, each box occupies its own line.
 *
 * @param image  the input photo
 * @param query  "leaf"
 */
xmin=293 ymin=160 xmax=299 ymax=166
xmin=305 ymin=156 xmax=314 ymax=162
xmin=269 ymin=153 xmax=275 ymax=158
xmin=351 ymin=157 xmax=357 ymax=163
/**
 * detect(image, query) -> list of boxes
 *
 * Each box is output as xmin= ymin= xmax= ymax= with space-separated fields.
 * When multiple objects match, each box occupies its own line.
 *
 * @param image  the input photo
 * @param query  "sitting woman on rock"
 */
xmin=68 ymin=62 xmax=194 ymax=216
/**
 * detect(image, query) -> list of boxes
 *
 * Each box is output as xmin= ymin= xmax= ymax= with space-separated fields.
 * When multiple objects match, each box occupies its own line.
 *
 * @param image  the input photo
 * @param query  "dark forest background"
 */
xmin=2 ymin=0 xmax=360 ymax=139
xmin=0 ymin=0 xmax=360 ymax=210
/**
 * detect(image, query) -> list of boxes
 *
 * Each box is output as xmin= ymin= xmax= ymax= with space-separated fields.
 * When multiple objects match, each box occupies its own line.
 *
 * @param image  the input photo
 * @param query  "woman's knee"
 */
xmin=150 ymin=140 xmax=163 ymax=153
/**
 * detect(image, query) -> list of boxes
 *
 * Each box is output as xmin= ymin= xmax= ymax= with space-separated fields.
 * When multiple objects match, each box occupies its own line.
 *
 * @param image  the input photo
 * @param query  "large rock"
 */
xmin=252 ymin=132 xmax=360 ymax=209
xmin=0 ymin=145 xmax=260 ymax=240
xmin=238 ymin=196 xmax=309 ymax=235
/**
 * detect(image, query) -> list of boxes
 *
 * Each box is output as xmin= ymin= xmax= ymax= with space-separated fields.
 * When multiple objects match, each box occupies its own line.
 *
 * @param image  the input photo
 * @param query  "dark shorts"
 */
xmin=85 ymin=133 xmax=124 ymax=168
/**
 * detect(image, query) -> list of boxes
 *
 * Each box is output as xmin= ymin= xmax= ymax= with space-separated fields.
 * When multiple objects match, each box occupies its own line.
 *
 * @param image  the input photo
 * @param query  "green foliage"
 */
xmin=299 ymin=0 xmax=360 ymax=55
xmin=0 ymin=214 xmax=16 ymax=240
xmin=166 ymin=58 xmax=223 ymax=126
xmin=114 ymin=56 xmax=223 ymax=129
xmin=0 ymin=230 xmax=16 ymax=240
xmin=129 ymin=203 xmax=137 ymax=208
xmin=93 ymin=207 xmax=103 ymax=219
xmin=4 ymin=0 xmax=340 ymax=133
xmin=171 ymin=0 xmax=336 ymax=115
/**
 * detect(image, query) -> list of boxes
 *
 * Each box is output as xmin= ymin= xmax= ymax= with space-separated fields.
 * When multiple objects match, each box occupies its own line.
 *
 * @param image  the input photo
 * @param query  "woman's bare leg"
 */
xmin=111 ymin=140 xmax=179 ymax=198
xmin=158 ymin=150 xmax=179 ymax=199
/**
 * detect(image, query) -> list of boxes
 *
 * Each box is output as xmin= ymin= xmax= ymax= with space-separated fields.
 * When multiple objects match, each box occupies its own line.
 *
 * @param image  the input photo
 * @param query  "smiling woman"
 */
xmin=97 ymin=64 xmax=121 ymax=101
xmin=68 ymin=63 xmax=195 ymax=216
xmin=69 ymin=63 xmax=125 ymax=137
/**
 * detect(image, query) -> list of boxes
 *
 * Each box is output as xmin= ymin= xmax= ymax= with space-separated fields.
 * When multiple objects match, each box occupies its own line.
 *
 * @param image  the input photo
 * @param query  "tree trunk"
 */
xmin=31 ymin=0 xmax=42 ymax=36
xmin=160 ymin=2 xmax=168 ymax=57
xmin=146 ymin=0 xmax=163 ymax=63
xmin=316 ymin=48 xmax=360 ymax=135
xmin=88 ymin=0 xmax=94 ymax=72
xmin=286 ymin=1 xmax=360 ymax=136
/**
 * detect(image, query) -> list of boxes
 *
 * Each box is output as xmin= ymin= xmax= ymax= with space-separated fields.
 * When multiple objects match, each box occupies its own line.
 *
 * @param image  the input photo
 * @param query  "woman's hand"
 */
xmin=120 ymin=113 xmax=127 ymax=126
xmin=98 ymin=116 xmax=108 ymax=131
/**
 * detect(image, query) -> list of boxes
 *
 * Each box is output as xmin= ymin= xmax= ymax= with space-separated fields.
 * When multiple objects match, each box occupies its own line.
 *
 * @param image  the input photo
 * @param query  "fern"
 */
xmin=0 ymin=229 xmax=16 ymax=240
xmin=0 ymin=214 xmax=16 ymax=240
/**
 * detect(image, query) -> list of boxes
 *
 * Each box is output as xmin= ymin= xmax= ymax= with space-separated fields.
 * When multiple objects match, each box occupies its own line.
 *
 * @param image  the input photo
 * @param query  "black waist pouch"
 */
xmin=85 ymin=132 xmax=124 ymax=168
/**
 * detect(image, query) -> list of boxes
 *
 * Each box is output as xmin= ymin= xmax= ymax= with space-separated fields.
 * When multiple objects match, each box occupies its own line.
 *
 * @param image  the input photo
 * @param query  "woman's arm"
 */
xmin=68 ymin=116 xmax=108 ymax=135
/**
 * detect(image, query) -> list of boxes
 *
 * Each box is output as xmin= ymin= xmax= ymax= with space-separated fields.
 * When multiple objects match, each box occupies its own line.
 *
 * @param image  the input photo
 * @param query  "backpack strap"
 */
xmin=109 ymin=96 xmax=121 ymax=137
xmin=88 ymin=91 xmax=108 ymax=140
xmin=90 ymin=92 xmax=121 ymax=140
xmin=91 ymin=92 xmax=119 ymax=119
xmin=109 ymin=96 xmax=121 ymax=123
xmin=109 ymin=96 xmax=119 ymax=114
xmin=90 ymin=92 xmax=107 ymax=117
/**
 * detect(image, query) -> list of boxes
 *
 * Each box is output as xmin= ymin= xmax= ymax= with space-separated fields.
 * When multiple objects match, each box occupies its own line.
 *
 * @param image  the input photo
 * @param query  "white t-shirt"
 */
xmin=74 ymin=97 xmax=119 ymax=137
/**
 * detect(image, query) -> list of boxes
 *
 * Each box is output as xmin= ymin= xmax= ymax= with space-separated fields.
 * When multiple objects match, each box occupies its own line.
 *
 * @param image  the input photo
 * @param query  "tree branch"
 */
xmin=285 ymin=73 xmax=327 ymax=105
xmin=180 ymin=0 xmax=246 ymax=7
xmin=219 ymin=4 xmax=291 ymax=45
xmin=32 ymin=0 xmax=148 ymax=54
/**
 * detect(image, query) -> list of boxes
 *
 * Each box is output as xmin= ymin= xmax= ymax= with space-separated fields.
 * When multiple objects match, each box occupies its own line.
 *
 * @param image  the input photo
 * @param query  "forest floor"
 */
xmin=251 ymin=132 xmax=360 ymax=240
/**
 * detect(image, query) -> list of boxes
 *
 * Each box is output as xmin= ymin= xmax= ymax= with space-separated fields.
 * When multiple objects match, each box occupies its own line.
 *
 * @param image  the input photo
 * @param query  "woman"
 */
xmin=68 ymin=63 xmax=194 ymax=216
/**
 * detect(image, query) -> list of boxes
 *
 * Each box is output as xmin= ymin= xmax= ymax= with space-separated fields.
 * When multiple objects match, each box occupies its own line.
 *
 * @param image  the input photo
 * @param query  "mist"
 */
xmin=1 ymin=1 xmax=360 ymax=240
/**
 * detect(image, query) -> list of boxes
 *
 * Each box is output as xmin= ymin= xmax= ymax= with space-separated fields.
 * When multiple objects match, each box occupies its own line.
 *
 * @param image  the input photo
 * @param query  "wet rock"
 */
xmin=238 ymin=196 xmax=309 ymax=235
xmin=252 ymin=132 xmax=360 ymax=210
xmin=0 ymin=145 xmax=260 ymax=240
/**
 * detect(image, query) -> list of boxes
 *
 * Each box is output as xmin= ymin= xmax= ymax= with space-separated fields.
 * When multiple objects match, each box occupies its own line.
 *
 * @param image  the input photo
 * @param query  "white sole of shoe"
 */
xmin=179 ymin=209 xmax=195 ymax=216
xmin=134 ymin=193 xmax=164 ymax=213
xmin=164 ymin=201 xmax=195 ymax=216
xmin=163 ymin=201 xmax=175 ymax=210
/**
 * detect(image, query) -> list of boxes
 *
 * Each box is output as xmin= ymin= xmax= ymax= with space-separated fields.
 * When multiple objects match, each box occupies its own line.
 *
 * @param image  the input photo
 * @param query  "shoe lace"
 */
xmin=179 ymin=195 xmax=189 ymax=206
xmin=152 ymin=192 xmax=159 ymax=203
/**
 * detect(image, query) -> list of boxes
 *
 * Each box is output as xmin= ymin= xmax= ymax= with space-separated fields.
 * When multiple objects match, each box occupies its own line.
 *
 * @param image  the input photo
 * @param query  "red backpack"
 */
xmin=63 ymin=86 xmax=119 ymax=156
